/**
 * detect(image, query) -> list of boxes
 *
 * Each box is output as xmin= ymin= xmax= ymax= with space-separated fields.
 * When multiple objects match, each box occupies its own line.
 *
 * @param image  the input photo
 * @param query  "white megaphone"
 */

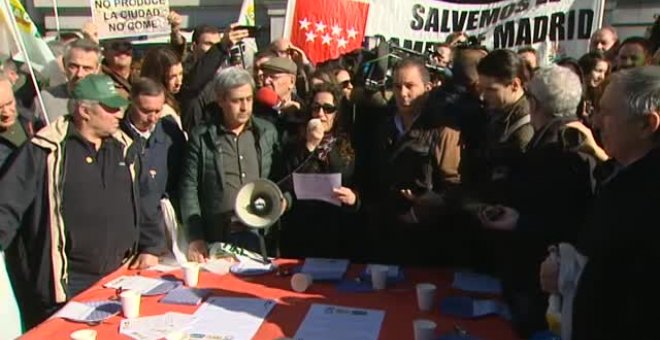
xmin=235 ymin=179 xmax=284 ymax=229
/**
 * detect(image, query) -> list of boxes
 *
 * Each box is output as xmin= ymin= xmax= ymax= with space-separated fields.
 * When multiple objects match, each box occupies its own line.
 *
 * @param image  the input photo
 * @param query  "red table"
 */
xmin=21 ymin=260 xmax=520 ymax=339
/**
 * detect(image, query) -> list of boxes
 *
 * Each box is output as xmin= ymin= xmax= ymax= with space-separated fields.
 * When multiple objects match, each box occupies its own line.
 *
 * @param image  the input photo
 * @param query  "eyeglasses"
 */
xmin=339 ymin=80 xmax=352 ymax=89
xmin=310 ymin=103 xmax=337 ymax=114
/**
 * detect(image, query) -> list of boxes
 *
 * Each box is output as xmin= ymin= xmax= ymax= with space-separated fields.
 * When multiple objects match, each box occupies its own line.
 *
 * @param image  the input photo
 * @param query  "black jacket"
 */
xmin=0 ymin=117 xmax=141 ymax=328
xmin=0 ymin=112 xmax=34 ymax=173
xmin=499 ymin=119 xmax=595 ymax=336
xmin=279 ymin=133 xmax=359 ymax=258
xmin=121 ymin=116 xmax=186 ymax=255
xmin=572 ymin=147 xmax=660 ymax=339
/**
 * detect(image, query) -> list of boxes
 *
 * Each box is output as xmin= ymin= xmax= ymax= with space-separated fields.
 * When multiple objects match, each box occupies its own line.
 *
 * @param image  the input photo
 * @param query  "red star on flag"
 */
xmin=289 ymin=0 xmax=370 ymax=64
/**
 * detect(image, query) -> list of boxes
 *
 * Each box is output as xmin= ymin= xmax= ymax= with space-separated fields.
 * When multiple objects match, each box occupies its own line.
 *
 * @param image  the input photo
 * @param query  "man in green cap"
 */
xmin=0 ymin=74 xmax=147 ymax=329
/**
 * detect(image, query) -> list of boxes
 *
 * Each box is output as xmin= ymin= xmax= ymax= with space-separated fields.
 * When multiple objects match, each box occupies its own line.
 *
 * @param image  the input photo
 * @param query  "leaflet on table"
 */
xmin=104 ymin=275 xmax=167 ymax=294
xmin=120 ymin=312 xmax=193 ymax=340
xmin=201 ymin=259 xmax=234 ymax=275
xmin=294 ymin=304 xmax=385 ymax=340
xmin=189 ymin=297 xmax=276 ymax=339
xmin=301 ymin=258 xmax=350 ymax=280
xmin=52 ymin=301 xmax=95 ymax=321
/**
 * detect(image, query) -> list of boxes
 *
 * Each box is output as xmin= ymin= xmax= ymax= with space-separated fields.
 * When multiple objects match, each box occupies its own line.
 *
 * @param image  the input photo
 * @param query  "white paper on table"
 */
xmin=146 ymin=264 xmax=180 ymax=273
xmin=294 ymin=304 xmax=385 ymax=340
xmin=301 ymin=258 xmax=350 ymax=280
xmin=120 ymin=312 xmax=193 ymax=340
xmin=190 ymin=297 xmax=276 ymax=339
xmin=292 ymin=173 xmax=342 ymax=206
xmin=104 ymin=276 xmax=164 ymax=294
xmin=52 ymin=301 xmax=95 ymax=321
xmin=201 ymin=259 xmax=234 ymax=275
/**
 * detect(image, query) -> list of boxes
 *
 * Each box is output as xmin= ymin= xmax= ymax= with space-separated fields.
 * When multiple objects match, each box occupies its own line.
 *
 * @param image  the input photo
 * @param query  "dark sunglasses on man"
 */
xmin=310 ymin=103 xmax=337 ymax=114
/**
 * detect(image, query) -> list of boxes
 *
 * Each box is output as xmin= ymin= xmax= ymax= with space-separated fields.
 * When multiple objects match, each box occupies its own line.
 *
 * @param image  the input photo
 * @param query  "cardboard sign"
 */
xmin=91 ymin=0 xmax=171 ymax=40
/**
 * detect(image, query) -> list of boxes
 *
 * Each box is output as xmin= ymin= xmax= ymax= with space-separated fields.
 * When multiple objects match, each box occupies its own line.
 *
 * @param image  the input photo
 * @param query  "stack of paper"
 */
xmin=294 ymin=304 xmax=385 ymax=340
xmin=188 ymin=297 xmax=277 ymax=339
xmin=120 ymin=312 xmax=193 ymax=340
xmin=300 ymin=258 xmax=350 ymax=280
xmin=105 ymin=276 xmax=164 ymax=293
xmin=52 ymin=300 xmax=121 ymax=322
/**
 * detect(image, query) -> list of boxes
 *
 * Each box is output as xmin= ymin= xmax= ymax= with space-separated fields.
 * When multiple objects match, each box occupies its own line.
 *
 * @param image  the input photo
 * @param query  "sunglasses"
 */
xmin=310 ymin=103 xmax=337 ymax=114
xmin=339 ymin=80 xmax=352 ymax=89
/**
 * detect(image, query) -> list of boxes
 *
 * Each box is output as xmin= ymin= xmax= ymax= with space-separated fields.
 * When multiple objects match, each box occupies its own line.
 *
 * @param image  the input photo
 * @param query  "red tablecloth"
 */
xmin=21 ymin=260 xmax=520 ymax=339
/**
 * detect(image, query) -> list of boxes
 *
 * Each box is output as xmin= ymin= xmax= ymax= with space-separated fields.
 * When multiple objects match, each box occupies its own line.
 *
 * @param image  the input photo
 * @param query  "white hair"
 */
xmin=612 ymin=66 xmax=660 ymax=119
xmin=528 ymin=65 xmax=583 ymax=119
xmin=214 ymin=66 xmax=255 ymax=99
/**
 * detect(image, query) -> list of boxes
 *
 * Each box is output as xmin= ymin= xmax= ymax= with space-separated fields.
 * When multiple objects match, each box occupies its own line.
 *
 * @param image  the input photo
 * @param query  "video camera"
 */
xmin=357 ymin=36 xmax=451 ymax=91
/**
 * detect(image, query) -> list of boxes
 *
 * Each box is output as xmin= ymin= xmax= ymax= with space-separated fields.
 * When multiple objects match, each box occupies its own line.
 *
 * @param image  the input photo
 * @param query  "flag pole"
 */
xmin=52 ymin=0 xmax=61 ymax=39
xmin=2 ymin=0 xmax=50 ymax=125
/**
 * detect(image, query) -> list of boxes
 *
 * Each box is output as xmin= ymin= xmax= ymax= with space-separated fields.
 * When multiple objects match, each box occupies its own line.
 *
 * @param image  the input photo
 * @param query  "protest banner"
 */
xmin=90 ymin=0 xmax=171 ymax=40
xmin=285 ymin=0 xmax=605 ymax=64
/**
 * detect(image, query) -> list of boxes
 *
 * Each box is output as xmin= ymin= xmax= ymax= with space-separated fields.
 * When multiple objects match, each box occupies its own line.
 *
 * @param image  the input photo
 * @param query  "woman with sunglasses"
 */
xmin=279 ymin=83 xmax=361 ymax=259
xmin=140 ymin=46 xmax=185 ymax=132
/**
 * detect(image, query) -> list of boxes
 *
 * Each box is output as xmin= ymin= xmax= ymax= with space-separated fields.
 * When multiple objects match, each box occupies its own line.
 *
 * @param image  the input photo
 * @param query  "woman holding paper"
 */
xmin=279 ymin=83 xmax=362 ymax=260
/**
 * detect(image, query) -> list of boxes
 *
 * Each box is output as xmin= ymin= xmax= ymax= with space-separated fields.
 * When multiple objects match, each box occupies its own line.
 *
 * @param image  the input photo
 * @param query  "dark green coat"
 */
xmin=179 ymin=115 xmax=283 ymax=243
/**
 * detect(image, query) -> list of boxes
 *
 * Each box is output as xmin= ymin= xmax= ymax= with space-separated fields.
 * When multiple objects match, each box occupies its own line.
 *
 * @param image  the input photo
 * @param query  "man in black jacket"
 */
xmin=121 ymin=78 xmax=186 ymax=266
xmin=540 ymin=66 xmax=660 ymax=339
xmin=0 ymin=75 xmax=147 ymax=329
xmin=571 ymin=66 xmax=660 ymax=339
xmin=0 ymin=72 xmax=33 ymax=172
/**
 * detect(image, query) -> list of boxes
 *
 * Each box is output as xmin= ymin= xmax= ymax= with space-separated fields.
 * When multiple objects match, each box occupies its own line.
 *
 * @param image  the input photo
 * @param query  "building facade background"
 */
xmin=26 ymin=0 xmax=659 ymax=51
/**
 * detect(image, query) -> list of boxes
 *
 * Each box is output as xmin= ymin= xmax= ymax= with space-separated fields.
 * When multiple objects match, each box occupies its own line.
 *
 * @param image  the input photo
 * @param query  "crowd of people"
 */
xmin=0 ymin=11 xmax=659 ymax=339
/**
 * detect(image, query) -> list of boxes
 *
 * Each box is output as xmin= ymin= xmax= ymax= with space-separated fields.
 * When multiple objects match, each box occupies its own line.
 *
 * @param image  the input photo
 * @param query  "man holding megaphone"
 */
xmin=179 ymin=67 xmax=289 ymax=262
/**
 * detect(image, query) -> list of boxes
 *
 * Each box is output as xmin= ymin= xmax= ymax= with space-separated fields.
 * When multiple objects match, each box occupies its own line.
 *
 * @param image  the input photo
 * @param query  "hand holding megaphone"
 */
xmin=306 ymin=118 xmax=324 ymax=151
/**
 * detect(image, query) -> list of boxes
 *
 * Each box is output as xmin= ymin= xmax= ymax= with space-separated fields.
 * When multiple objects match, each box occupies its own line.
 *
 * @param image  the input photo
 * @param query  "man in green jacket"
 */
xmin=180 ymin=67 xmax=287 ymax=262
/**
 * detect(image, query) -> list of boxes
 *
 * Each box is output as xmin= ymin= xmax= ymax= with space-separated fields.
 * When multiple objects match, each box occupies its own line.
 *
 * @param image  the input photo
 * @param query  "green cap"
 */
xmin=72 ymin=74 xmax=129 ymax=109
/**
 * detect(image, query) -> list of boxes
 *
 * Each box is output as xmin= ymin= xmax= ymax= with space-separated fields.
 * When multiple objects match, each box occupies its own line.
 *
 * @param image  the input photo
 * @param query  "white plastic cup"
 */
xmin=70 ymin=329 xmax=97 ymax=340
xmin=413 ymin=319 xmax=437 ymax=340
xmin=291 ymin=273 xmax=313 ymax=292
xmin=182 ymin=262 xmax=200 ymax=287
xmin=416 ymin=283 xmax=437 ymax=312
xmin=370 ymin=265 xmax=389 ymax=290
xmin=120 ymin=290 xmax=141 ymax=319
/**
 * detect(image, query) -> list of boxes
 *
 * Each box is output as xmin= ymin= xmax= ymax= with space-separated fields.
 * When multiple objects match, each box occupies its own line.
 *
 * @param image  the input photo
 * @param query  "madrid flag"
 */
xmin=286 ymin=0 xmax=370 ymax=65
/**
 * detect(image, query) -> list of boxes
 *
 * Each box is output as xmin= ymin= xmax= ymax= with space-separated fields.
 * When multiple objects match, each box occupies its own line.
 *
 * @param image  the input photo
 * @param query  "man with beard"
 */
xmin=359 ymin=58 xmax=461 ymax=265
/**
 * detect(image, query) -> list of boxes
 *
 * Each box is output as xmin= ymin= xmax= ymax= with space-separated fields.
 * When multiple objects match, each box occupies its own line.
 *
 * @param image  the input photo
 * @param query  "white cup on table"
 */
xmin=70 ymin=329 xmax=97 ymax=340
xmin=182 ymin=262 xmax=200 ymax=287
xmin=291 ymin=273 xmax=313 ymax=292
xmin=119 ymin=290 xmax=141 ymax=319
xmin=416 ymin=283 xmax=437 ymax=312
xmin=413 ymin=319 xmax=437 ymax=340
xmin=370 ymin=265 xmax=389 ymax=290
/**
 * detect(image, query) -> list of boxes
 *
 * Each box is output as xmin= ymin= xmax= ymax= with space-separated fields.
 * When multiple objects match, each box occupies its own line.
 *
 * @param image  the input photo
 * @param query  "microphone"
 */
xmin=256 ymin=87 xmax=279 ymax=109
xmin=307 ymin=118 xmax=322 ymax=131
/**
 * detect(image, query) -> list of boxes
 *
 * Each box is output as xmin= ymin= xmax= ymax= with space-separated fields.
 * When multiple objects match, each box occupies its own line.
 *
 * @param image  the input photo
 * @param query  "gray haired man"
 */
xmin=34 ymin=39 xmax=101 ymax=124
xmin=179 ymin=67 xmax=288 ymax=262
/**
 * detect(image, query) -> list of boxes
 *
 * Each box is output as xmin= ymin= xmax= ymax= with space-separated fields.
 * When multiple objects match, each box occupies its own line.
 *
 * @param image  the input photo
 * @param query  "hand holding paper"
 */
xmin=293 ymin=173 xmax=342 ymax=206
